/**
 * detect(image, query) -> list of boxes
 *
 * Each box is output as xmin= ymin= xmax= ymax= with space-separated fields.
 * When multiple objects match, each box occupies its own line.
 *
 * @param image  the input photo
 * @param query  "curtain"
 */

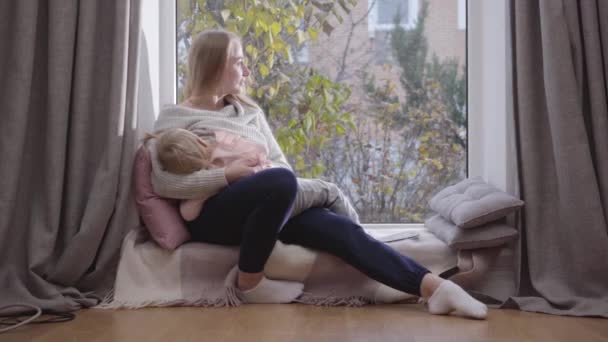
xmin=0 ymin=0 xmax=141 ymax=314
xmin=507 ymin=0 xmax=608 ymax=316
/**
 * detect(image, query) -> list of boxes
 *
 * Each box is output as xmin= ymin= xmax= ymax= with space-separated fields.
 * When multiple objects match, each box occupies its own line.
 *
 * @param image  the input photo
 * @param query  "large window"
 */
xmin=175 ymin=0 xmax=467 ymax=224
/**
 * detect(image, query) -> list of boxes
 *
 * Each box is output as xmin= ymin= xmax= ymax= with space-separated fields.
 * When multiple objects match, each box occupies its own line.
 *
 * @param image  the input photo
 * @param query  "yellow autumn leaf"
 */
xmin=259 ymin=63 xmax=269 ymax=78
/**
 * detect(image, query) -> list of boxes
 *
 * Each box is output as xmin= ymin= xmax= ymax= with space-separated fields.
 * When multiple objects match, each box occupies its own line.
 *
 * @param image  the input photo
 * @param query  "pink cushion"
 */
xmin=133 ymin=146 xmax=191 ymax=250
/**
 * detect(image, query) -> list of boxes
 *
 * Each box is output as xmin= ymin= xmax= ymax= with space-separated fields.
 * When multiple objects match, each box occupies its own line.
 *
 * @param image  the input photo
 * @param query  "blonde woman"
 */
xmin=145 ymin=29 xmax=487 ymax=319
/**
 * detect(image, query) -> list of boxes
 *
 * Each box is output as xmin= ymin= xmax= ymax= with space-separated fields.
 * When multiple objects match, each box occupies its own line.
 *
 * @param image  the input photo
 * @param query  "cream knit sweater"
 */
xmin=147 ymin=99 xmax=292 ymax=199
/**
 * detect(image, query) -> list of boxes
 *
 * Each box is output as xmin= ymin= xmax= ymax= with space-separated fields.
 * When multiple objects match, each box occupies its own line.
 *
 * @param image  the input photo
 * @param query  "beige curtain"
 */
xmin=507 ymin=0 xmax=608 ymax=316
xmin=0 ymin=0 xmax=141 ymax=314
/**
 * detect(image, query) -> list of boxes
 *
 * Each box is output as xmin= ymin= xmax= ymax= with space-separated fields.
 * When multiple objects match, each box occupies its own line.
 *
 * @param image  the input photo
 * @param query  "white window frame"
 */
xmin=467 ymin=0 xmax=508 ymax=193
xmin=458 ymin=0 xmax=467 ymax=30
xmin=368 ymin=0 xmax=419 ymax=37
xmin=140 ymin=0 xmax=508 ymax=229
xmin=140 ymin=0 xmax=176 ymax=116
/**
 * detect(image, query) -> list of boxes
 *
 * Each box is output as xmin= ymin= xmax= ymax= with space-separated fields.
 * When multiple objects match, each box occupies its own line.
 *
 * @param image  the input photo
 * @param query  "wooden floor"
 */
xmin=3 ymin=304 xmax=607 ymax=342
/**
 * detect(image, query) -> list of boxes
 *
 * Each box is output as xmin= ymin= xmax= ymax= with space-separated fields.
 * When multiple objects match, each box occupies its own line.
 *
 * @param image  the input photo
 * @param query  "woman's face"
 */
xmin=219 ymin=41 xmax=250 ymax=95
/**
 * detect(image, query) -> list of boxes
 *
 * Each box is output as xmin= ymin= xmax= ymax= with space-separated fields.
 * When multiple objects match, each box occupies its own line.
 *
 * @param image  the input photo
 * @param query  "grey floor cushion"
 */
xmin=425 ymin=214 xmax=519 ymax=250
xmin=429 ymin=176 xmax=524 ymax=228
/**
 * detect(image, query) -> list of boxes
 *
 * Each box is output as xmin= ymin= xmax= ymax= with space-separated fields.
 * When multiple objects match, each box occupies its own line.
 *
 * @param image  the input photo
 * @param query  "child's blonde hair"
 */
xmin=147 ymin=128 xmax=212 ymax=174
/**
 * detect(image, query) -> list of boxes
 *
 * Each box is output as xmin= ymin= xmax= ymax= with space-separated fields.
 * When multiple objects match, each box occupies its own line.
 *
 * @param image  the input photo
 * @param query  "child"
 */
xmin=148 ymin=128 xmax=360 ymax=223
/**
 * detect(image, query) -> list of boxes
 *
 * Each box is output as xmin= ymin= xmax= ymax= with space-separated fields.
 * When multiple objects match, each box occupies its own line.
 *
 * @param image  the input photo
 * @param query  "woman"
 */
xmin=147 ymin=29 xmax=487 ymax=319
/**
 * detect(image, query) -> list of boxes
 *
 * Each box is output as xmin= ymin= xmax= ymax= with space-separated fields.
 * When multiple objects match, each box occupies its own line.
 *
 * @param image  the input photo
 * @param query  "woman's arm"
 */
xmin=147 ymin=139 xmax=229 ymax=199
xmin=257 ymin=112 xmax=293 ymax=171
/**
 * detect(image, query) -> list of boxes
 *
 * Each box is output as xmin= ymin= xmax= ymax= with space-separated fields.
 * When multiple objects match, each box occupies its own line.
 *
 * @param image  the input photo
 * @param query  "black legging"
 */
xmin=186 ymin=168 xmax=430 ymax=296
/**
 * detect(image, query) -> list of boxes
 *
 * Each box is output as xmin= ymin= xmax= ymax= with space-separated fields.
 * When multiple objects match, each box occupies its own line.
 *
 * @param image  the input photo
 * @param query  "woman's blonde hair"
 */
xmin=147 ymin=128 xmax=212 ymax=174
xmin=184 ymin=29 xmax=260 ymax=111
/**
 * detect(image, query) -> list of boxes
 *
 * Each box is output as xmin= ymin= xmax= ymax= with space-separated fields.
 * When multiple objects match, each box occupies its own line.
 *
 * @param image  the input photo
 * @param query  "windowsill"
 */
xmin=362 ymin=223 xmax=425 ymax=230
xmin=363 ymin=225 xmax=426 ymax=242
xmin=372 ymin=23 xmax=415 ymax=31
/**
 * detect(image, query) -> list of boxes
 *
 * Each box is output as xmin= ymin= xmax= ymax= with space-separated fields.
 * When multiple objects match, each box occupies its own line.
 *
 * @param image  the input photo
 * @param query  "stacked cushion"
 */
xmin=425 ymin=215 xmax=518 ymax=250
xmin=425 ymin=177 xmax=523 ymax=250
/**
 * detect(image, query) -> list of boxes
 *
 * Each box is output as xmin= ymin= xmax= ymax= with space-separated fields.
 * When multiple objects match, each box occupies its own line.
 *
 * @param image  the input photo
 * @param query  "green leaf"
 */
xmin=245 ymin=44 xmax=258 ymax=60
xmin=254 ymin=22 xmax=263 ymax=37
xmin=267 ymin=50 xmax=275 ymax=69
xmin=270 ymin=22 xmax=281 ymax=36
xmin=259 ymin=63 xmax=269 ymax=78
xmin=268 ymin=86 xmax=277 ymax=97
xmin=258 ymin=19 xmax=268 ymax=31
xmin=296 ymin=30 xmax=306 ymax=45
xmin=286 ymin=24 xmax=296 ymax=35
xmin=304 ymin=115 xmax=313 ymax=132
xmin=296 ymin=157 xmax=305 ymax=171
xmin=307 ymin=27 xmax=318 ymax=40
xmin=288 ymin=119 xmax=298 ymax=129
xmin=286 ymin=46 xmax=294 ymax=63
xmin=335 ymin=124 xmax=345 ymax=135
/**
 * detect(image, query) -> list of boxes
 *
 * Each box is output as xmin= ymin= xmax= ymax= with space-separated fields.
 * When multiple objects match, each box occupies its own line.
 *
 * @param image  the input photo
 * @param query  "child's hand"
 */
xmin=225 ymin=159 xmax=257 ymax=183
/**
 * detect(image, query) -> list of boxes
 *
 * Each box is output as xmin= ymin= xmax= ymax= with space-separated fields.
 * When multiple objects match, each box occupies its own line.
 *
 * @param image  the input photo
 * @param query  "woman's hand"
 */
xmin=225 ymin=158 xmax=258 ymax=183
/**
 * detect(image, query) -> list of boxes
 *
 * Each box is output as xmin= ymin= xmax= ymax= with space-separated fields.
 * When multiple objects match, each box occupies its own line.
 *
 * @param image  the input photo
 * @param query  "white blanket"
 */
xmin=97 ymin=226 xmax=497 ymax=309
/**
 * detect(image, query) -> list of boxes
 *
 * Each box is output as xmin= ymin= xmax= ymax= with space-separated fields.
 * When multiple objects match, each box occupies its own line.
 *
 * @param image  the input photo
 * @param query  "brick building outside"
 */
xmin=301 ymin=0 xmax=466 ymax=103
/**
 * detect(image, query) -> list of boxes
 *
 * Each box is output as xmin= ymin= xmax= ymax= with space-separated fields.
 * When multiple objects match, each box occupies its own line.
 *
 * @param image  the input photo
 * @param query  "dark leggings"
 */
xmin=186 ymin=168 xmax=430 ymax=296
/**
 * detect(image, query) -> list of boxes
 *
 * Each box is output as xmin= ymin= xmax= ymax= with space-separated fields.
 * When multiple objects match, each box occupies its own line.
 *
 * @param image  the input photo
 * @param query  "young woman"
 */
xmin=146 ymin=29 xmax=487 ymax=319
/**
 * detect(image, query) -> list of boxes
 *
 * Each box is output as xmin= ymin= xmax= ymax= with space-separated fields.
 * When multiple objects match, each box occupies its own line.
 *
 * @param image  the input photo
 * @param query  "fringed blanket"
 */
xmin=96 ymin=227 xmax=497 ymax=309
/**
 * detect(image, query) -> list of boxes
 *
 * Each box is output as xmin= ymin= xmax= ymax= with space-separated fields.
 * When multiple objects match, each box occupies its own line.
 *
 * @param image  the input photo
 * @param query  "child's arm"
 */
xmin=180 ymin=199 xmax=206 ymax=222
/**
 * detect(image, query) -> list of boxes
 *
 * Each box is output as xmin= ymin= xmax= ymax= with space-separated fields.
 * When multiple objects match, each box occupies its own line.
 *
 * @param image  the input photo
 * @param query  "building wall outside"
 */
xmin=304 ymin=0 xmax=465 ymax=104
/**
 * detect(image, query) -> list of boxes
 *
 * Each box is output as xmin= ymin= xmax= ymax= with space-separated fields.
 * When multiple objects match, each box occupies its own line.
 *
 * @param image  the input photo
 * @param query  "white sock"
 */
xmin=240 ymin=277 xmax=304 ymax=304
xmin=226 ymin=266 xmax=304 ymax=304
xmin=427 ymin=280 xmax=488 ymax=319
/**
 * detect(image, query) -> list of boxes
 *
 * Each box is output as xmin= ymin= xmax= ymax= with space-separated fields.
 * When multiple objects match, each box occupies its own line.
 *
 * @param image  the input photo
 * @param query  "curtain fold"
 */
xmin=0 ymin=0 xmax=141 ymax=314
xmin=506 ymin=0 xmax=608 ymax=316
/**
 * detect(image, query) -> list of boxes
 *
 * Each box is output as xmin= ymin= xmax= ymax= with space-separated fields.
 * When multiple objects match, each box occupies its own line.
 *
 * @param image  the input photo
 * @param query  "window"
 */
xmin=368 ymin=0 xmax=419 ymax=35
xmin=378 ymin=0 xmax=409 ymax=25
xmin=144 ymin=0 xmax=508 ymax=227
xmin=143 ymin=0 xmax=514 ymax=226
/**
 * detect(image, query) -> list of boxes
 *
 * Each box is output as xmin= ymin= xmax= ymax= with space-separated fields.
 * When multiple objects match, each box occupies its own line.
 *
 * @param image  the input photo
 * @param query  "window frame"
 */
xmin=458 ymin=0 xmax=467 ymax=30
xmin=141 ymin=0 xmax=509 ymax=229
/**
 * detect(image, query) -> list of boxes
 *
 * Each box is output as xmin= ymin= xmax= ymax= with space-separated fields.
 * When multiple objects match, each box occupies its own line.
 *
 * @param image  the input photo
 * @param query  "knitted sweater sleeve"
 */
xmin=147 ymin=139 xmax=229 ymax=199
xmin=257 ymin=112 xmax=293 ymax=171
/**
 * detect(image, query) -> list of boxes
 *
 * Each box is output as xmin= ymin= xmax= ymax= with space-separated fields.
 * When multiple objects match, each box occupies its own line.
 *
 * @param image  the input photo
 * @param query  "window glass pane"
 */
xmin=378 ymin=0 xmax=409 ymax=25
xmin=176 ymin=0 xmax=467 ymax=223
